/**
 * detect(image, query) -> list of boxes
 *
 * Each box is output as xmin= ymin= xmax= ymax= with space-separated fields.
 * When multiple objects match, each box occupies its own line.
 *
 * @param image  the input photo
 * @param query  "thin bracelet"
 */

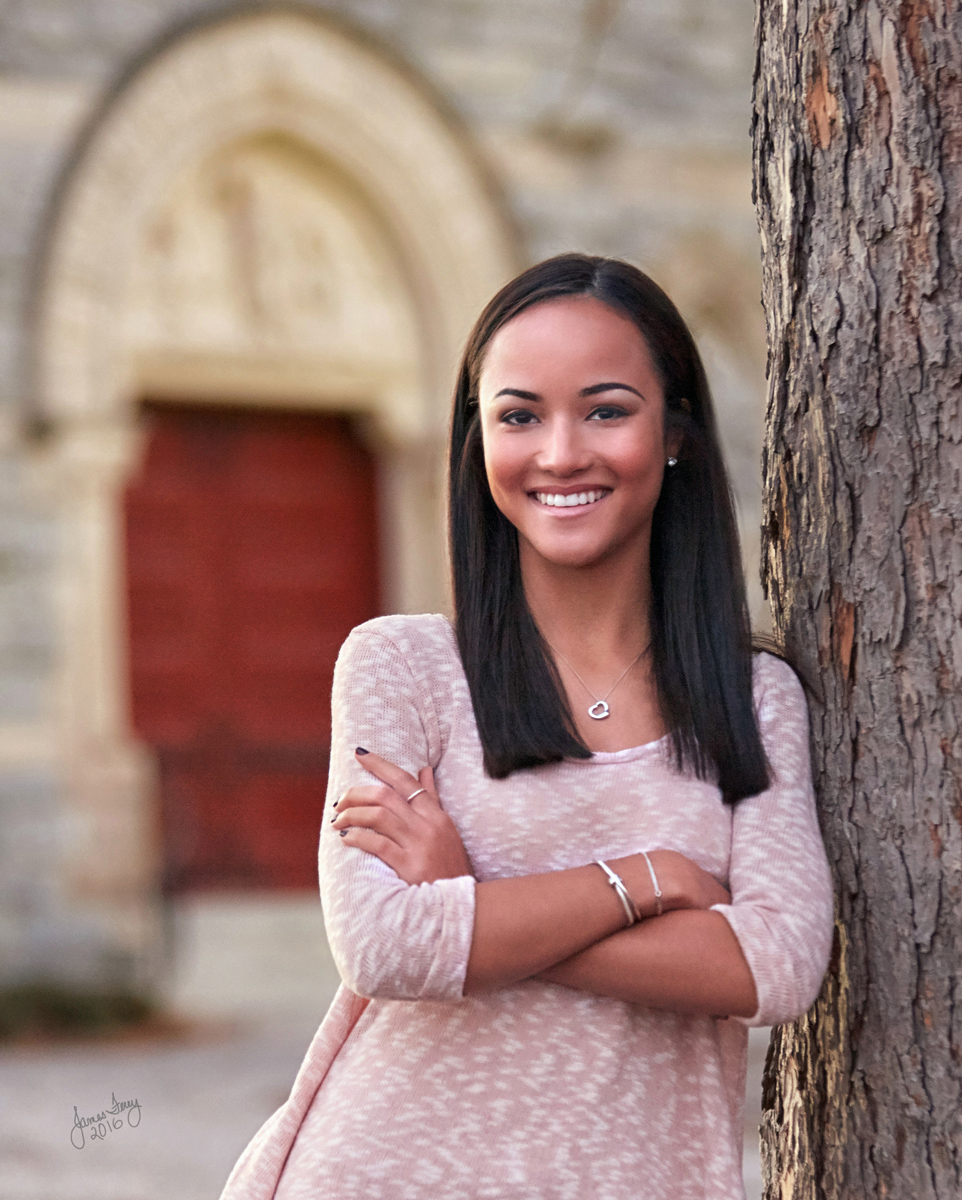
xmin=640 ymin=851 xmax=663 ymax=917
xmin=595 ymin=860 xmax=641 ymax=928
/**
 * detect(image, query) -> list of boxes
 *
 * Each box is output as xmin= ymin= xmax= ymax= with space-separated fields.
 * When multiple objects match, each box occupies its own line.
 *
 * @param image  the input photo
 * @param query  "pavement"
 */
xmin=0 ymin=1016 xmax=319 ymax=1200
xmin=0 ymin=1015 xmax=769 ymax=1200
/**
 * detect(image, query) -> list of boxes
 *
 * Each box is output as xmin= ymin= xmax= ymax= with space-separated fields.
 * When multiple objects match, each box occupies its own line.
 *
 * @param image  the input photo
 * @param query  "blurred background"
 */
xmin=0 ymin=1 xmax=769 ymax=1196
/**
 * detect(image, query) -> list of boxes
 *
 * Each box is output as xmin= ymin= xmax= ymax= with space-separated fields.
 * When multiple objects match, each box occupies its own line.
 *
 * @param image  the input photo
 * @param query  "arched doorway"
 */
xmin=32 ymin=9 xmax=519 ymax=1007
xmin=124 ymin=404 xmax=380 ymax=894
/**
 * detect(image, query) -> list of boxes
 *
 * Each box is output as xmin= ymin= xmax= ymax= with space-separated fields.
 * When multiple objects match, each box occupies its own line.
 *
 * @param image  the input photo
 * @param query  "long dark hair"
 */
xmin=449 ymin=253 xmax=769 ymax=802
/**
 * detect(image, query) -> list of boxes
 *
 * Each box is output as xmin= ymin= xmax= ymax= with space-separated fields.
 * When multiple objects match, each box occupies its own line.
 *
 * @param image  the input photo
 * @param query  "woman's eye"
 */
xmin=588 ymin=405 xmax=628 ymax=420
xmin=501 ymin=409 xmax=539 ymax=426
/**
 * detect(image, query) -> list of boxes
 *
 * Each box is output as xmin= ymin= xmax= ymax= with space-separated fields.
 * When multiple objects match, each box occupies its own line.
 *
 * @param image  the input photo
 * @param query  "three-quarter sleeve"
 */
xmin=318 ymin=623 xmax=476 ymax=1003
xmin=711 ymin=655 xmax=834 ymax=1027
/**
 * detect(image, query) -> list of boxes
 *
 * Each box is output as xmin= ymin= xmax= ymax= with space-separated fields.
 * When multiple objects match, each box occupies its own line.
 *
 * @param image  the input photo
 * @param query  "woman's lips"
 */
xmin=530 ymin=488 xmax=612 ymax=510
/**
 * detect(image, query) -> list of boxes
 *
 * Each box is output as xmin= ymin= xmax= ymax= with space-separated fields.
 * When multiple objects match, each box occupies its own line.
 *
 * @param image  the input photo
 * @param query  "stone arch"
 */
xmin=36 ymin=8 xmax=518 ymax=431
xmin=31 ymin=8 xmax=519 ymax=988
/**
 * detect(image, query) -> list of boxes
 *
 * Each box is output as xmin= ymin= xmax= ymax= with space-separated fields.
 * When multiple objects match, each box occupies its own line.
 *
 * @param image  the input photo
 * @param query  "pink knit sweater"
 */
xmin=221 ymin=614 xmax=833 ymax=1200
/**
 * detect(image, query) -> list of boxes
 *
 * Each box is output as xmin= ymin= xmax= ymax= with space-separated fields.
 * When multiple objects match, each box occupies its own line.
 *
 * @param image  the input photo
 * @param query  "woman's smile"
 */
xmin=530 ymin=487 xmax=612 ymax=510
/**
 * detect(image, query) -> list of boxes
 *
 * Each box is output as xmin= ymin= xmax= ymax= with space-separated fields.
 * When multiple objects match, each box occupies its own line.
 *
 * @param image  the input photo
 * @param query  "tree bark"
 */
xmin=753 ymin=1 xmax=962 ymax=1197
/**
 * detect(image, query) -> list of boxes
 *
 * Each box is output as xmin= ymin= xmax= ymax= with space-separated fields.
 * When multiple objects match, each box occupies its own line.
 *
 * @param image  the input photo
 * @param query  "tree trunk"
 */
xmin=753 ymin=2 xmax=962 ymax=1197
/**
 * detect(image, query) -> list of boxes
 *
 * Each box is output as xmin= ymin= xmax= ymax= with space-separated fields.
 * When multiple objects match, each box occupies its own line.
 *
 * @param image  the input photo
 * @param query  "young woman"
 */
xmin=221 ymin=255 xmax=834 ymax=1200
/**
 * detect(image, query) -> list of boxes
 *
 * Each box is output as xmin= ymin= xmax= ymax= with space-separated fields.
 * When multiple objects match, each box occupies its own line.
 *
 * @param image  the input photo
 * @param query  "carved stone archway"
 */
xmin=33 ymin=8 xmax=519 ymax=988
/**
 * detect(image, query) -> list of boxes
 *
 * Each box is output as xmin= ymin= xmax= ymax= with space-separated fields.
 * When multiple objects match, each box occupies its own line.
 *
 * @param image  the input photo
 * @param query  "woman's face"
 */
xmin=477 ymin=295 xmax=677 ymax=570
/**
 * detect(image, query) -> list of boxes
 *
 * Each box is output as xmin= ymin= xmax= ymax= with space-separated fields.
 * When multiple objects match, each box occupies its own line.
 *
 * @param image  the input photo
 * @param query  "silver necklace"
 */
xmin=548 ymin=642 xmax=650 ymax=720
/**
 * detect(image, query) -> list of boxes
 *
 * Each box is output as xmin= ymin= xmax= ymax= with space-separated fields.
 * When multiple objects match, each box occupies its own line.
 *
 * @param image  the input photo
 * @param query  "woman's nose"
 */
xmin=537 ymin=417 xmax=591 ymax=475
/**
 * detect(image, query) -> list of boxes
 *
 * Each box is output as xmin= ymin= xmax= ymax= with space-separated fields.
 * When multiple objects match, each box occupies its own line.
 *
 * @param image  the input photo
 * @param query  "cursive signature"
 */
xmin=71 ymin=1092 xmax=142 ymax=1149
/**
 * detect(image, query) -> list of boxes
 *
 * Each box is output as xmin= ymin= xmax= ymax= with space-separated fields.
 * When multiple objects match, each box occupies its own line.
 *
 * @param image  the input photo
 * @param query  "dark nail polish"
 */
xmin=330 ymin=815 xmax=337 ymax=823
xmin=339 ymin=830 xmax=347 ymax=838
xmin=355 ymin=746 xmax=369 ymax=756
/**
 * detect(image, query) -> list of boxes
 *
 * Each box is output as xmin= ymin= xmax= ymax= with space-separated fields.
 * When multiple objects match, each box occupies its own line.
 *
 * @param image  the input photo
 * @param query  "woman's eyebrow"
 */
xmin=493 ymin=388 xmax=540 ymax=401
xmin=581 ymin=382 xmax=644 ymax=398
xmin=492 ymin=383 xmax=644 ymax=401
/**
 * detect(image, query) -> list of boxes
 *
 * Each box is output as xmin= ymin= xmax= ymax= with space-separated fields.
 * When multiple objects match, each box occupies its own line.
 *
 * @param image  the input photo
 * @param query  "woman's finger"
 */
xmin=337 ymin=826 xmax=407 ymax=874
xmin=331 ymin=802 xmax=408 ymax=847
xmin=335 ymin=784 xmax=410 ymax=818
xmin=408 ymin=765 xmax=442 ymax=815
xmin=355 ymin=748 xmax=422 ymax=800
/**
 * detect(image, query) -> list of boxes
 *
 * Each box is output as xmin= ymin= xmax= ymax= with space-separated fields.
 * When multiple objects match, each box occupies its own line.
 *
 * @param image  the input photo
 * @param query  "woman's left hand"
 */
xmin=332 ymin=750 xmax=474 ymax=885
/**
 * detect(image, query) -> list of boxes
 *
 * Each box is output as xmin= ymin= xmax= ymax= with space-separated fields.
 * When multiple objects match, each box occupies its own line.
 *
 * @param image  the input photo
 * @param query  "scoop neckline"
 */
xmin=576 ymin=733 xmax=671 ymax=764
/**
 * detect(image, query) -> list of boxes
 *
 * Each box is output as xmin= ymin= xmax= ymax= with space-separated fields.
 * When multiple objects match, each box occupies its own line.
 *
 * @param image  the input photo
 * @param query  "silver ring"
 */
xmin=406 ymin=787 xmax=427 ymax=801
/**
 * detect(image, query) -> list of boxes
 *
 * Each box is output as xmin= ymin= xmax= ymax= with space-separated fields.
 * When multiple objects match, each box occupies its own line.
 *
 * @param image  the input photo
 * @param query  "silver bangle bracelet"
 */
xmin=640 ymin=850 xmax=663 ymax=917
xmin=595 ymin=860 xmax=641 ymax=928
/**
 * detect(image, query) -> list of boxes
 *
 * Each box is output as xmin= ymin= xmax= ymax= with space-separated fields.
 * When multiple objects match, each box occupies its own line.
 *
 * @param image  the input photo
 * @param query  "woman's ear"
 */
xmin=665 ymin=398 xmax=689 ymax=461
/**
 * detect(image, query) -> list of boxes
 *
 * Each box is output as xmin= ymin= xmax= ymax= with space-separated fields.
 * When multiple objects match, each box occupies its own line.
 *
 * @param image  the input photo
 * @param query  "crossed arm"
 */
xmin=331 ymin=750 xmax=758 ymax=1018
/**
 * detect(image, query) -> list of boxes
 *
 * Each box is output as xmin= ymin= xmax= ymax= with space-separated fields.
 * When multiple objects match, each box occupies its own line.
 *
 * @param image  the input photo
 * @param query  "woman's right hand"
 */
xmin=608 ymin=850 xmax=730 ymax=917
xmin=333 ymin=750 xmax=474 ymax=886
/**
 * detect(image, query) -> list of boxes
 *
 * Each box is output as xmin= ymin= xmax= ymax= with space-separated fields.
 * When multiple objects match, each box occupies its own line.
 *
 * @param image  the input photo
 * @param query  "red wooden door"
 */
xmin=124 ymin=405 xmax=379 ymax=893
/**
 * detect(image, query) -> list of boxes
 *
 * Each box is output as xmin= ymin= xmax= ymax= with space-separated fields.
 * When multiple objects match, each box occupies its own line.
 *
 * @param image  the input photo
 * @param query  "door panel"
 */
xmin=124 ymin=405 xmax=379 ymax=892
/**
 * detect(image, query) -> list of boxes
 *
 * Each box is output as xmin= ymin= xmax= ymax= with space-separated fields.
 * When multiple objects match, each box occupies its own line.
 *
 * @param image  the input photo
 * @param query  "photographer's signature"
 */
xmin=70 ymin=1092 xmax=142 ymax=1148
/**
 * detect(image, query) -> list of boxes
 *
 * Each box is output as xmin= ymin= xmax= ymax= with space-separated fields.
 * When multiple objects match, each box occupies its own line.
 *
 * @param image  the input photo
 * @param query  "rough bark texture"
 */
xmin=754 ymin=2 xmax=962 ymax=1197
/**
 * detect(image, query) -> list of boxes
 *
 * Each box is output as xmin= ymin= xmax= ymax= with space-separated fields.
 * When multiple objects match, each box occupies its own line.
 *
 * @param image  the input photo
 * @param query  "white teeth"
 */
xmin=535 ymin=490 xmax=606 ymax=508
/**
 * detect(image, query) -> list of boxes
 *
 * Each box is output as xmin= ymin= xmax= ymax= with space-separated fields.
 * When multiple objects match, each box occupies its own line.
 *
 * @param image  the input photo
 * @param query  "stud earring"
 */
xmin=667 ymin=456 xmax=678 ymax=467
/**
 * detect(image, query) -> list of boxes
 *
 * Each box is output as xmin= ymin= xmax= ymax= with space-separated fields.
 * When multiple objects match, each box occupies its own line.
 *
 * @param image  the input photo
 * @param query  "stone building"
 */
xmin=0 ymin=0 xmax=764 ymax=1018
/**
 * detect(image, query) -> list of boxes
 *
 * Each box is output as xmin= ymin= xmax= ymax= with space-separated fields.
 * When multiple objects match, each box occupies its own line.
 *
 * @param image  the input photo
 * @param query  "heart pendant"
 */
xmin=588 ymin=700 xmax=610 ymax=720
